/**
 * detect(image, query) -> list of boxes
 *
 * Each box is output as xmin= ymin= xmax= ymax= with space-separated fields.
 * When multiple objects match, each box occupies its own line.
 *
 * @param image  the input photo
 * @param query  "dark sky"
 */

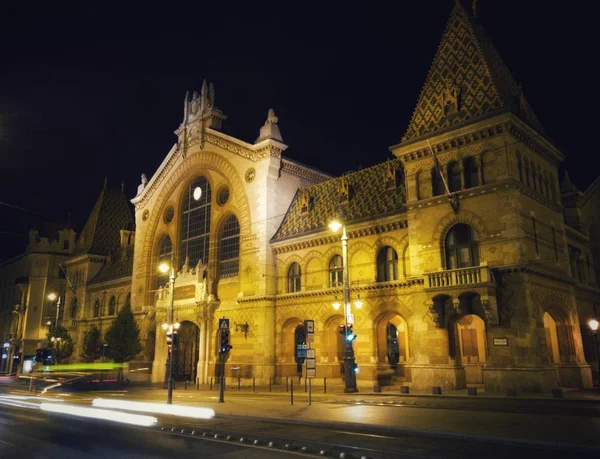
xmin=1 ymin=1 xmax=598 ymax=261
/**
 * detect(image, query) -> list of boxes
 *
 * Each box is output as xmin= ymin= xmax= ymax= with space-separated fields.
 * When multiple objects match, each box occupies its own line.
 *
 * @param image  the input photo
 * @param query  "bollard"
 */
xmin=197 ymin=378 xmax=200 ymax=390
xmin=290 ymin=380 xmax=294 ymax=405
xmin=304 ymin=378 xmax=307 ymax=393
xmin=269 ymin=377 xmax=272 ymax=392
xmin=401 ymin=386 xmax=409 ymax=394
xmin=324 ymin=377 xmax=327 ymax=394
xmin=184 ymin=379 xmax=187 ymax=390
xmin=286 ymin=377 xmax=289 ymax=392
xmin=210 ymin=377 xmax=213 ymax=390
xmin=467 ymin=387 xmax=477 ymax=396
xmin=309 ymin=378 xmax=312 ymax=406
xmin=253 ymin=377 xmax=255 ymax=392
xmin=238 ymin=376 xmax=241 ymax=391
xmin=552 ymin=388 xmax=563 ymax=399
xmin=373 ymin=384 xmax=382 ymax=393
xmin=432 ymin=386 xmax=442 ymax=395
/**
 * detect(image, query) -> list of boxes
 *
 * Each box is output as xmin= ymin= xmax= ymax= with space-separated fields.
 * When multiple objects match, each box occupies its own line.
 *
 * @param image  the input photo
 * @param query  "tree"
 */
xmin=46 ymin=325 xmax=74 ymax=364
xmin=81 ymin=326 xmax=101 ymax=363
xmin=104 ymin=303 xmax=143 ymax=363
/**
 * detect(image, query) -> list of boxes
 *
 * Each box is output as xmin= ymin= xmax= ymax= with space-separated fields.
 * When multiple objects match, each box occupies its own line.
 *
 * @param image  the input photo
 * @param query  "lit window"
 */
xmin=329 ymin=255 xmax=343 ymax=287
xmin=219 ymin=215 xmax=240 ymax=277
xmin=287 ymin=263 xmax=301 ymax=293
xmin=445 ymin=224 xmax=480 ymax=269
xmin=377 ymin=246 xmax=398 ymax=282
xmin=108 ymin=296 xmax=116 ymax=315
xmin=180 ymin=176 xmax=212 ymax=270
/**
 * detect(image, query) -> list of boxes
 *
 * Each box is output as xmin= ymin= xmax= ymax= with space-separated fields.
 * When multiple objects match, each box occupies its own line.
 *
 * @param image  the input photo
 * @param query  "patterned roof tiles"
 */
xmin=272 ymin=159 xmax=406 ymax=241
xmin=402 ymin=2 xmax=543 ymax=143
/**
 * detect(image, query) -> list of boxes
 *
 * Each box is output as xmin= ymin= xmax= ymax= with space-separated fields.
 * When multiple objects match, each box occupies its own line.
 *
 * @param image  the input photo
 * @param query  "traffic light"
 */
xmin=35 ymin=348 xmax=43 ymax=363
xmin=346 ymin=325 xmax=357 ymax=343
xmin=220 ymin=330 xmax=232 ymax=354
xmin=353 ymin=362 xmax=359 ymax=373
xmin=338 ymin=324 xmax=345 ymax=335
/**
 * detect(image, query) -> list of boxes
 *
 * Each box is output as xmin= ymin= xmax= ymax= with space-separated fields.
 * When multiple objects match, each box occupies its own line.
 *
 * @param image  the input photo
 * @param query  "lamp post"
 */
xmin=47 ymin=293 xmax=62 ymax=330
xmin=50 ymin=336 xmax=61 ymax=365
xmin=329 ymin=218 xmax=359 ymax=393
xmin=588 ymin=318 xmax=600 ymax=387
xmin=159 ymin=257 xmax=179 ymax=404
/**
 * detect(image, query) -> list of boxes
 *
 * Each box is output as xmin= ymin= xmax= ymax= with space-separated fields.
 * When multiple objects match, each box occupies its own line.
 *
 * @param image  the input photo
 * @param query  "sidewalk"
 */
xmin=122 ymin=385 xmax=600 ymax=451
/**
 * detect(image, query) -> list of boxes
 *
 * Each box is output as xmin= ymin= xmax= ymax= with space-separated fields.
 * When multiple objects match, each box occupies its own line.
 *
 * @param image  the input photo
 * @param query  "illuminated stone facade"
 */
xmin=4 ymin=2 xmax=599 ymax=392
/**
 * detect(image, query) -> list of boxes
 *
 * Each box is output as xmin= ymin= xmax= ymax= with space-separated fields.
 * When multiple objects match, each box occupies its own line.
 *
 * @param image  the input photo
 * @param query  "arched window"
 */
xmin=531 ymin=163 xmax=538 ymax=191
xmin=180 ymin=176 xmax=212 ymax=269
xmin=156 ymin=236 xmax=172 ymax=289
xmin=329 ymin=255 xmax=343 ymax=287
xmin=108 ymin=296 xmax=116 ymax=315
xmin=70 ymin=298 xmax=78 ymax=319
xmin=463 ymin=156 xmax=479 ymax=188
xmin=125 ymin=292 xmax=131 ymax=307
xmin=377 ymin=246 xmax=398 ymax=282
xmin=294 ymin=325 xmax=306 ymax=374
xmin=219 ymin=215 xmax=240 ymax=277
xmin=287 ymin=263 xmax=301 ymax=292
xmin=432 ymin=167 xmax=446 ymax=196
xmin=448 ymin=161 xmax=462 ymax=192
xmin=93 ymin=299 xmax=100 ymax=318
xmin=445 ymin=224 xmax=480 ymax=269
xmin=524 ymin=157 xmax=531 ymax=187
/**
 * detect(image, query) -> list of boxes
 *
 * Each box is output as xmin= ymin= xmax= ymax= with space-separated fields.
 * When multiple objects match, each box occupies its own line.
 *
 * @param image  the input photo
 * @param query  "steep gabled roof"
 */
xmin=88 ymin=253 xmax=133 ymax=285
xmin=401 ymin=1 xmax=543 ymax=143
xmin=272 ymin=159 xmax=406 ymax=241
xmin=73 ymin=186 xmax=134 ymax=256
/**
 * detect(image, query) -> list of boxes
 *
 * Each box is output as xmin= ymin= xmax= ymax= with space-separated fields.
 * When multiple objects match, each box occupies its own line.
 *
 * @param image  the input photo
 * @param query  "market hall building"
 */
xmin=2 ymin=2 xmax=599 ymax=393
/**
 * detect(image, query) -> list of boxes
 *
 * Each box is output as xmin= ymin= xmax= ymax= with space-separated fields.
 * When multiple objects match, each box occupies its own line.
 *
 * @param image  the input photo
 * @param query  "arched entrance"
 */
xmin=456 ymin=314 xmax=487 ymax=384
xmin=173 ymin=321 xmax=200 ymax=382
xmin=543 ymin=309 xmax=573 ymax=365
xmin=376 ymin=313 xmax=409 ymax=380
xmin=324 ymin=315 xmax=345 ymax=376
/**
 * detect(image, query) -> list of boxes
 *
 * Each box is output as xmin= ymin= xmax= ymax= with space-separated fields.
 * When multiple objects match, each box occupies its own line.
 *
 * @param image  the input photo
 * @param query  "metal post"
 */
xmin=166 ymin=262 xmax=176 ymax=405
xmin=324 ymin=377 xmax=327 ymax=394
xmin=238 ymin=375 xmax=241 ymax=391
xmin=184 ymin=379 xmax=187 ymax=390
xmin=209 ymin=377 xmax=213 ymax=390
xmin=594 ymin=333 xmax=600 ymax=387
xmin=55 ymin=296 xmax=61 ymax=327
xmin=269 ymin=377 xmax=272 ymax=392
xmin=309 ymin=378 xmax=312 ymax=406
xmin=218 ymin=354 xmax=225 ymax=403
xmin=286 ymin=377 xmax=289 ymax=392
xmin=290 ymin=380 xmax=294 ymax=405
xmin=253 ymin=377 xmax=255 ymax=392
xmin=341 ymin=225 xmax=358 ymax=393
xmin=197 ymin=378 xmax=199 ymax=390
xmin=304 ymin=377 xmax=307 ymax=393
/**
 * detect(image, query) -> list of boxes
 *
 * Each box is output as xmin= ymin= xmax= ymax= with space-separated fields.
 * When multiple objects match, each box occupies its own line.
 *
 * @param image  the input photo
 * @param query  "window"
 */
xmin=63 ymin=240 xmax=69 ymax=250
xmin=108 ymin=296 xmax=116 ymax=315
xmin=432 ymin=167 xmax=446 ymax=196
xmin=156 ymin=236 xmax=172 ymax=289
xmin=93 ymin=299 xmax=100 ymax=318
xmin=219 ymin=215 xmax=240 ymax=277
xmin=448 ymin=161 xmax=462 ymax=192
xmin=377 ymin=246 xmax=398 ymax=282
xmin=329 ymin=255 xmax=343 ymax=287
xmin=445 ymin=224 xmax=480 ymax=269
xmin=463 ymin=156 xmax=479 ymax=188
xmin=180 ymin=176 xmax=212 ymax=270
xmin=287 ymin=263 xmax=301 ymax=293
xmin=70 ymin=298 xmax=78 ymax=319
xmin=532 ymin=216 xmax=539 ymax=258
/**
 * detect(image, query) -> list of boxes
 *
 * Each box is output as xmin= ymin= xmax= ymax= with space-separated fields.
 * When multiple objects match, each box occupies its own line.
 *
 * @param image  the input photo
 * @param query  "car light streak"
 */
xmin=0 ymin=398 xmax=41 ymax=410
xmin=1 ymin=394 xmax=64 ymax=402
xmin=92 ymin=398 xmax=215 ymax=419
xmin=40 ymin=403 xmax=157 ymax=426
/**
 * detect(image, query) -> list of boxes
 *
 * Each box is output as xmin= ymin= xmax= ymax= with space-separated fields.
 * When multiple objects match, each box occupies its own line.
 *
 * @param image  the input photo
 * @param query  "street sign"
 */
xmin=296 ymin=343 xmax=307 ymax=359
xmin=219 ymin=318 xmax=230 ymax=330
xmin=305 ymin=319 xmax=315 ymax=342
xmin=306 ymin=358 xmax=316 ymax=369
xmin=306 ymin=368 xmax=316 ymax=378
xmin=306 ymin=349 xmax=315 ymax=359
xmin=346 ymin=313 xmax=354 ymax=324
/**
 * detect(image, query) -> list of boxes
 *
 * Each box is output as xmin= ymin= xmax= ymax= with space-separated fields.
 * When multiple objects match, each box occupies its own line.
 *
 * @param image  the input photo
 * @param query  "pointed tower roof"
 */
xmin=401 ymin=1 xmax=543 ymax=143
xmin=73 ymin=185 xmax=134 ymax=256
xmin=560 ymin=171 xmax=578 ymax=194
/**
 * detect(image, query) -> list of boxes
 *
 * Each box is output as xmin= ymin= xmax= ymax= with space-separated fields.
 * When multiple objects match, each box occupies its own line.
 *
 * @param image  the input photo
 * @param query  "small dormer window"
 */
xmin=63 ymin=240 xmax=69 ymax=250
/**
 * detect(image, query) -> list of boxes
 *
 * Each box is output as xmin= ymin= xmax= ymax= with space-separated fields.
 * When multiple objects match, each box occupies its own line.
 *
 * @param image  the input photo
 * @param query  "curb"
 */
xmin=215 ymin=411 xmax=600 ymax=454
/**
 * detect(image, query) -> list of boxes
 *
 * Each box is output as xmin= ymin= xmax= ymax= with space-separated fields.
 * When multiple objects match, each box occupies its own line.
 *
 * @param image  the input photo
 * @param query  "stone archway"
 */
xmin=375 ymin=312 xmax=409 ymax=383
xmin=323 ymin=315 xmax=345 ymax=377
xmin=173 ymin=321 xmax=200 ymax=382
xmin=455 ymin=314 xmax=487 ymax=384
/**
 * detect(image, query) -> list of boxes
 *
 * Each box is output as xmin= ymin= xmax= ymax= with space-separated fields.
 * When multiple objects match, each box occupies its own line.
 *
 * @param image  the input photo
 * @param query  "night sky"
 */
xmin=1 ymin=1 xmax=598 ymax=261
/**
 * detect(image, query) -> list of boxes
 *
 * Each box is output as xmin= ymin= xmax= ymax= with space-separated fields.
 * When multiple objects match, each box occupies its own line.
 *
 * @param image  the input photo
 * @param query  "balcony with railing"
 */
xmin=423 ymin=263 xmax=494 ymax=290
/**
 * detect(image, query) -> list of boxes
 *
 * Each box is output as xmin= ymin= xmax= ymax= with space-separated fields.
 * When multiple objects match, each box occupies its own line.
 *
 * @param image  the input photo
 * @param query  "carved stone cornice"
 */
xmin=272 ymin=220 xmax=408 ymax=255
xmin=281 ymin=158 xmax=331 ymax=183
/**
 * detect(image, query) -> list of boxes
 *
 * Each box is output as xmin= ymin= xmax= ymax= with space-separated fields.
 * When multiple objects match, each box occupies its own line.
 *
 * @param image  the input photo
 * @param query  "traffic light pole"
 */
xmin=166 ymin=265 xmax=175 ymax=405
xmin=218 ymin=352 xmax=225 ymax=403
xmin=341 ymin=226 xmax=358 ymax=393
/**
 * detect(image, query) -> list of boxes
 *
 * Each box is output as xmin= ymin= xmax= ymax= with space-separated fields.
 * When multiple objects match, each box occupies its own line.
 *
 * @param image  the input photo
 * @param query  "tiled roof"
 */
xmin=272 ymin=159 xmax=406 ymax=241
xmin=73 ymin=187 xmax=134 ymax=256
xmin=401 ymin=2 xmax=543 ymax=143
xmin=89 ymin=252 xmax=133 ymax=285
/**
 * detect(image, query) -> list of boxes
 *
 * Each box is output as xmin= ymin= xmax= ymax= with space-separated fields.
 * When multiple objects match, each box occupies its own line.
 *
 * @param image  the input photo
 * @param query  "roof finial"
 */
xmin=121 ymin=180 xmax=125 ymax=193
xmin=104 ymin=176 xmax=108 ymax=189
xmin=472 ymin=0 xmax=478 ymax=18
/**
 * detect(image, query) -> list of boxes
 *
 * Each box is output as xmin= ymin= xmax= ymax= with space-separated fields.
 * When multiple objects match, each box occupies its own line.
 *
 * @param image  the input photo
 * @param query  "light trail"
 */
xmin=40 ymin=403 xmax=157 ymax=427
xmin=92 ymin=398 xmax=215 ymax=419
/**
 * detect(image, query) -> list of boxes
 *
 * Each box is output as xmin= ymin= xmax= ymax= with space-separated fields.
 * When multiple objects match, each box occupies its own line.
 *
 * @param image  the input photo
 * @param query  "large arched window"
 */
xmin=377 ymin=246 xmax=398 ymax=282
xmin=463 ymin=156 xmax=479 ymax=188
xmin=287 ymin=263 xmax=301 ymax=293
xmin=108 ymin=295 xmax=116 ymax=315
xmin=70 ymin=298 xmax=78 ymax=319
xmin=156 ymin=236 xmax=172 ymax=289
xmin=329 ymin=255 xmax=343 ymax=287
xmin=180 ymin=176 xmax=212 ymax=269
xmin=445 ymin=224 xmax=480 ymax=269
xmin=432 ymin=167 xmax=446 ymax=197
xmin=219 ymin=215 xmax=240 ymax=277
xmin=93 ymin=299 xmax=101 ymax=318
xmin=448 ymin=161 xmax=462 ymax=192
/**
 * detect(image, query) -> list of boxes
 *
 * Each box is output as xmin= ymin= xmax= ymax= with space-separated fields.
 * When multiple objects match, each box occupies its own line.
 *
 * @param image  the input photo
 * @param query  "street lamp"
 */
xmin=588 ymin=318 xmax=600 ymax=387
xmin=329 ymin=217 xmax=359 ymax=393
xmin=50 ymin=336 xmax=62 ymax=365
xmin=47 ymin=292 xmax=62 ymax=330
xmin=159 ymin=257 xmax=179 ymax=404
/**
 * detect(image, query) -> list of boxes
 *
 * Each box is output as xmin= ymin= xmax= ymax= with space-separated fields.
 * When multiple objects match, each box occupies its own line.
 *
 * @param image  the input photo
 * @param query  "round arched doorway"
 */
xmin=456 ymin=314 xmax=487 ymax=384
xmin=173 ymin=321 xmax=200 ymax=382
xmin=376 ymin=313 xmax=409 ymax=379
